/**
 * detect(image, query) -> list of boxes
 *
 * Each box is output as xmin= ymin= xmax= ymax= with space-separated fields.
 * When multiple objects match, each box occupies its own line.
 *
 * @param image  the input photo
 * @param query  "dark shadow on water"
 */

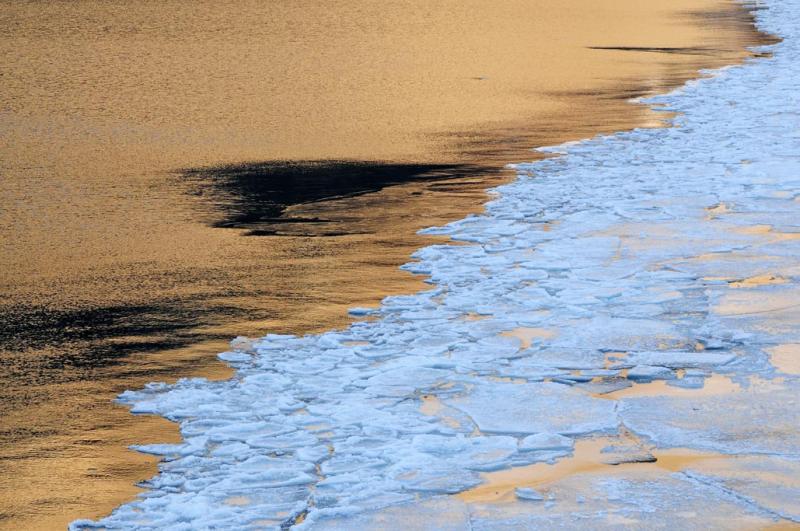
xmin=1 ymin=160 xmax=495 ymax=389
xmin=0 ymin=300 xmax=252 ymax=379
xmin=586 ymin=46 xmax=723 ymax=55
xmin=182 ymin=159 xmax=484 ymax=234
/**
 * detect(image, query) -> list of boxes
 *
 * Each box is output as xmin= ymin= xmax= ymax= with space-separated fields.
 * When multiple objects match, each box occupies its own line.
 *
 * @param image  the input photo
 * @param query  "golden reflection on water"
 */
xmin=459 ymin=435 xmax=799 ymax=528
xmin=600 ymin=372 xmax=742 ymax=399
xmin=0 ymin=0 xmax=763 ymax=169
xmin=0 ymin=0 xmax=771 ymax=528
xmin=457 ymin=436 xmax=729 ymax=504
xmin=768 ymin=344 xmax=800 ymax=375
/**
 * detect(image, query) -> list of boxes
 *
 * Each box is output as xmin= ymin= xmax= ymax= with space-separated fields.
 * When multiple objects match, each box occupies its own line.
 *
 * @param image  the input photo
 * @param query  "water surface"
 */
xmin=0 ymin=0 xmax=769 ymax=528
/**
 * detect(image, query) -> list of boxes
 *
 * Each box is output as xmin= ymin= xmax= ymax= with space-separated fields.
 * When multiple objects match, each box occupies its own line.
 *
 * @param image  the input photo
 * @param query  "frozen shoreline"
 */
xmin=74 ymin=0 xmax=800 ymax=528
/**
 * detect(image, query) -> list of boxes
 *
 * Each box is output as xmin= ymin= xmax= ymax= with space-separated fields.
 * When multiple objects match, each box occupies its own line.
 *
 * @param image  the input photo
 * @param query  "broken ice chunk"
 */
xmin=519 ymin=433 xmax=574 ymax=452
xmin=393 ymin=464 xmax=483 ymax=494
xmin=576 ymin=377 xmax=632 ymax=395
xmin=410 ymin=434 xmax=519 ymax=472
xmin=348 ymin=307 xmax=376 ymax=316
xmin=626 ymin=351 xmax=736 ymax=369
xmin=620 ymin=382 xmax=800 ymax=455
xmin=600 ymin=443 xmax=657 ymax=465
xmin=626 ymin=365 xmax=675 ymax=382
xmin=218 ymin=351 xmax=251 ymax=363
xmin=515 ymin=487 xmax=545 ymax=501
xmin=667 ymin=376 xmax=707 ymax=389
xmin=446 ymin=381 xmax=617 ymax=436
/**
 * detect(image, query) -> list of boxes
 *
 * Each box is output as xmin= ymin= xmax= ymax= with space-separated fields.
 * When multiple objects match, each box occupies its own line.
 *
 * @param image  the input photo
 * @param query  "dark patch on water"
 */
xmin=587 ymin=46 xmax=722 ymax=55
xmin=182 ymin=160 xmax=482 ymax=233
xmin=0 ymin=299 xmax=252 ymax=378
xmin=687 ymin=2 xmax=782 ymax=46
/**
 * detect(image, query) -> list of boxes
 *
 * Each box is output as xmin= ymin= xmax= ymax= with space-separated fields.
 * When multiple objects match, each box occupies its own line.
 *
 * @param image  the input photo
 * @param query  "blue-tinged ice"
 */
xmin=447 ymin=381 xmax=617 ymax=436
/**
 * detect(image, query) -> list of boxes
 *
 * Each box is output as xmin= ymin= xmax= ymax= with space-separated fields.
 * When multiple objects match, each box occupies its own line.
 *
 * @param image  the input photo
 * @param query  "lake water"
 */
xmin=0 ymin=0 xmax=767 ymax=528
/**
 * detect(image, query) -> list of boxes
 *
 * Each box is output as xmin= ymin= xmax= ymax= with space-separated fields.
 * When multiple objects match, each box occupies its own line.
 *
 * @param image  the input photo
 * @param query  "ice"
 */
xmin=75 ymin=0 xmax=800 ymax=528
xmin=626 ymin=365 xmax=675 ymax=382
xmin=217 ymin=351 xmax=251 ymax=363
xmin=446 ymin=382 xmax=618 ymax=436
xmin=575 ymin=377 xmax=632 ymax=395
xmin=546 ymin=316 xmax=686 ymax=353
xmin=620 ymin=381 xmax=800 ymax=456
xmin=623 ymin=351 xmax=736 ymax=369
xmin=309 ymin=497 xmax=471 ymax=530
xmin=348 ymin=307 xmax=376 ymax=316
xmin=410 ymin=434 xmax=519 ymax=472
xmin=511 ymin=348 xmax=607 ymax=371
xmin=681 ymin=456 xmax=800 ymax=523
xmin=518 ymin=433 xmax=574 ymax=452
xmin=467 ymin=471 xmax=786 ymax=529
xmin=515 ymin=488 xmax=545 ymax=501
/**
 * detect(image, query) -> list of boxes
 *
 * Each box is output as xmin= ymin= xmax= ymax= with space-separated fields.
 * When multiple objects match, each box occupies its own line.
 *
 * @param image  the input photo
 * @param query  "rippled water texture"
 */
xmin=0 ymin=0 xmax=770 ymax=528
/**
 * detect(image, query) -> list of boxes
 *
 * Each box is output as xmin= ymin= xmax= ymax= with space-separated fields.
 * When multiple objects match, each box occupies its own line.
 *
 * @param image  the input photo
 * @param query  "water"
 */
xmin=0 ymin=0 xmax=767 ymax=528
